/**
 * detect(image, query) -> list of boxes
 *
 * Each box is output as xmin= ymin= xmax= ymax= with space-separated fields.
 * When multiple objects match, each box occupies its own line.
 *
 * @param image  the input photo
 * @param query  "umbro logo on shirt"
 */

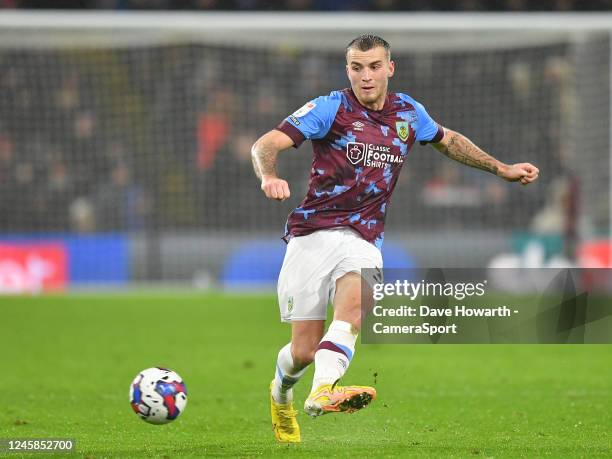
xmin=352 ymin=121 xmax=364 ymax=131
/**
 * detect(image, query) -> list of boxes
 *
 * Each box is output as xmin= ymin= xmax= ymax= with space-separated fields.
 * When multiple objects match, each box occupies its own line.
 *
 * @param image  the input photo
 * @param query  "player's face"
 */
xmin=346 ymin=46 xmax=394 ymax=110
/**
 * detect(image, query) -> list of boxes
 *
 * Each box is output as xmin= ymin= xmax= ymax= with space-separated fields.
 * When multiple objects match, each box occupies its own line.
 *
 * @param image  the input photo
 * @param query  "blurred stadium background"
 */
xmin=0 ymin=4 xmax=611 ymax=293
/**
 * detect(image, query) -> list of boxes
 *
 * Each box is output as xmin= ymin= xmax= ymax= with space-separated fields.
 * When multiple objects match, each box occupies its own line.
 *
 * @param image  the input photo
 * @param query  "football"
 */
xmin=129 ymin=367 xmax=188 ymax=424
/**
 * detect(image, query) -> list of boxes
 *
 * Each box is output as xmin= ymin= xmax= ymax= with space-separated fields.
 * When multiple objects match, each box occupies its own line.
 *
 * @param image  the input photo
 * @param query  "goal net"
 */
xmin=0 ymin=12 xmax=609 ymax=290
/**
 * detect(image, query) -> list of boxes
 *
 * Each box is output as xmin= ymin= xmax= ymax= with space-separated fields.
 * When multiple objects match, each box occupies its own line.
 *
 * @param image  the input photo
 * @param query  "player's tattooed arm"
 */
xmin=251 ymin=139 xmax=279 ymax=180
xmin=251 ymin=129 xmax=295 ymax=200
xmin=432 ymin=129 xmax=502 ymax=175
xmin=432 ymin=128 xmax=540 ymax=185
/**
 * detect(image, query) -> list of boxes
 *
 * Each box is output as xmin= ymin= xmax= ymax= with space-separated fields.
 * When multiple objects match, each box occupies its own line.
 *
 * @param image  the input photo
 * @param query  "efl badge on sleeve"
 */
xmin=293 ymin=101 xmax=316 ymax=117
xmin=396 ymin=121 xmax=409 ymax=142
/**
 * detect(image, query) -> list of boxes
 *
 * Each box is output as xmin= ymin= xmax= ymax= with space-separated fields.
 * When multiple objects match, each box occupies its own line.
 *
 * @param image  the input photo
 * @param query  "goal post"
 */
xmin=0 ymin=11 xmax=609 ymax=290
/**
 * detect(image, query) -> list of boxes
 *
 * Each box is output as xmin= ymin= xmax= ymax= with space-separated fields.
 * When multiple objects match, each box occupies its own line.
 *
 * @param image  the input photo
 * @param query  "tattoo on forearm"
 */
xmin=251 ymin=142 xmax=278 ymax=180
xmin=439 ymin=133 xmax=499 ymax=175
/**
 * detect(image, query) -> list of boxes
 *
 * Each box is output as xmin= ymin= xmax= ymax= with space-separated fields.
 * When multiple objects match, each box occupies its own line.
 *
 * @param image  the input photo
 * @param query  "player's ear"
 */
xmin=388 ymin=60 xmax=395 ymax=78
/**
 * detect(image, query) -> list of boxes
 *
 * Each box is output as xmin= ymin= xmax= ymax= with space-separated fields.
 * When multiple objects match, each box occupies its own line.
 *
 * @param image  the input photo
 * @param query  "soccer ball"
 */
xmin=129 ymin=367 xmax=188 ymax=424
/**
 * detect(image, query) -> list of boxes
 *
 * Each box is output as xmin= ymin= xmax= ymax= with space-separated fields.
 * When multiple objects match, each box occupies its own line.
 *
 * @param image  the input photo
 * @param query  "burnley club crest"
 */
xmin=396 ymin=121 xmax=409 ymax=142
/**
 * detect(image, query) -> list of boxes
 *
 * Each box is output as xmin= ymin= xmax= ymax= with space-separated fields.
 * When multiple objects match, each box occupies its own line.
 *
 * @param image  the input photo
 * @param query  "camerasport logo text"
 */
xmin=346 ymin=142 xmax=403 ymax=168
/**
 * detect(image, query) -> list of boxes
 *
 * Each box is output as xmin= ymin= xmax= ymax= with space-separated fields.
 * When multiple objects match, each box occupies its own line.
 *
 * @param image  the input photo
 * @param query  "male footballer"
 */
xmin=251 ymin=34 xmax=539 ymax=443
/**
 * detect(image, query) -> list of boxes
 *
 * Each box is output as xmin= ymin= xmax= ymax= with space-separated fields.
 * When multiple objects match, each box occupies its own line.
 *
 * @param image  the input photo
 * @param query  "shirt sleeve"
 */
xmin=275 ymin=92 xmax=341 ymax=148
xmin=413 ymin=101 xmax=444 ymax=144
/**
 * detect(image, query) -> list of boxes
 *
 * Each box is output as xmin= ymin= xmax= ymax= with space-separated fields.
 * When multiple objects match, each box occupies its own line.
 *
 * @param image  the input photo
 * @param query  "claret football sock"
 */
xmin=311 ymin=320 xmax=357 ymax=392
xmin=271 ymin=343 xmax=308 ymax=404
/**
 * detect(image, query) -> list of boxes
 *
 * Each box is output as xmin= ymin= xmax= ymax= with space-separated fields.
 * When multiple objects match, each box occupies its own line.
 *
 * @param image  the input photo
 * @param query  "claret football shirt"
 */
xmin=276 ymin=88 xmax=443 ymax=249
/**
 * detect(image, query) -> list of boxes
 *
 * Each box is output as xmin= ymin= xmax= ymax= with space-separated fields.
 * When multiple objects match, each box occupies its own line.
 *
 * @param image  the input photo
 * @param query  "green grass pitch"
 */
xmin=1 ymin=293 xmax=610 ymax=458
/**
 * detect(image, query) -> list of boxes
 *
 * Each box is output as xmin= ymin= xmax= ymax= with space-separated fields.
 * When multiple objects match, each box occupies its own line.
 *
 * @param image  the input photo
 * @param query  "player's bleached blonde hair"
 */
xmin=346 ymin=34 xmax=391 ymax=60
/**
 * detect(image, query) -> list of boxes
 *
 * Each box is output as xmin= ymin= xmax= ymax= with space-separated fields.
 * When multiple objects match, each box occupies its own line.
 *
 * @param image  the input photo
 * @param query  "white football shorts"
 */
xmin=277 ymin=227 xmax=383 ymax=322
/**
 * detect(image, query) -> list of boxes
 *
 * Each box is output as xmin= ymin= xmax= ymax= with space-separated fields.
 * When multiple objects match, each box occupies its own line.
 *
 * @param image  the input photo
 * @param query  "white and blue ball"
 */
xmin=129 ymin=367 xmax=187 ymax=425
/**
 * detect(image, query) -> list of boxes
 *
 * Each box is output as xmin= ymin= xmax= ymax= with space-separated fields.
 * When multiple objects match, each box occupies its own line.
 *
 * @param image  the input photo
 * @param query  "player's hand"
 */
xmin=499 ymin=163 xmax=539 ymax=185
xmin=261 ymin=175 xmax=291 ymax=201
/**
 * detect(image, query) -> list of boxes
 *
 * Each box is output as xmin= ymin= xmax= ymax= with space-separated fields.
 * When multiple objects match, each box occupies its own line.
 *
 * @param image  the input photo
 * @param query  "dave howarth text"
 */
xmin=372 ymin=305 xmax=513 ymax=317
xmin=372 ymin=280 xmax=487 ymax=301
